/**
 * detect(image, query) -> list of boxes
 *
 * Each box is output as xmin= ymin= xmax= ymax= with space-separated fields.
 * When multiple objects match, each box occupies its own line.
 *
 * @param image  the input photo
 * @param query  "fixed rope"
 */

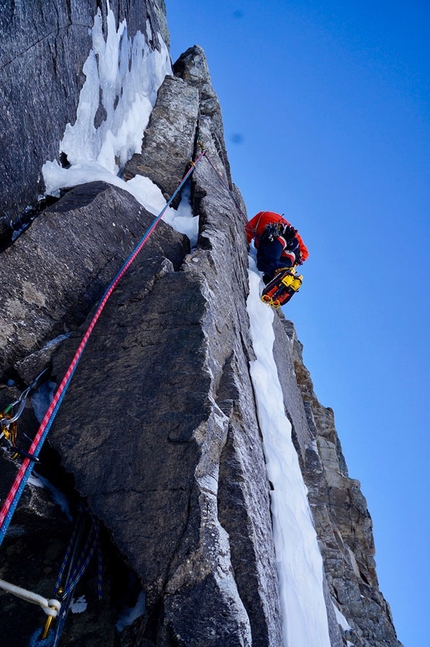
xmin=0 ymin=150 xmax=205 ymax=544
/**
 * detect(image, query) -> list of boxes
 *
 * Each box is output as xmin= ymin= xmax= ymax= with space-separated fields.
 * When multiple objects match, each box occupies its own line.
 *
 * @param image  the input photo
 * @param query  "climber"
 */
xmin=245 ymin=211 xmax=309 ymax=284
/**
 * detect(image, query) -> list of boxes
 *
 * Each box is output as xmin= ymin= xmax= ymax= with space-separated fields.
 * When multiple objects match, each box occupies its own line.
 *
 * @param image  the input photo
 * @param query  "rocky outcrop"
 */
xmin=173 ymin=46 xmax=233 ymax=189
xmin=124 ymin=75 xmax=200 ymax=200
xmin=0 ymin=3 xmax=404 ymax=646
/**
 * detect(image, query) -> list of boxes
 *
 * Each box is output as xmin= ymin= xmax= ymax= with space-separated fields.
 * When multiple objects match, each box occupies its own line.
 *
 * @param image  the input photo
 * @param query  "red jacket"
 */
xmin=245 ymin=211 xmax=309 ymax=264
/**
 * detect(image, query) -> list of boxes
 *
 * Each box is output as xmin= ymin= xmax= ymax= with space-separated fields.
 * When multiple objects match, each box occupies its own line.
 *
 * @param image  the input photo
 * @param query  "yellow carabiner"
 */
xmin=41 ymin=614 xmax=54 ymax=640
xmin=0 ymin=413 xmax=18 ymax=458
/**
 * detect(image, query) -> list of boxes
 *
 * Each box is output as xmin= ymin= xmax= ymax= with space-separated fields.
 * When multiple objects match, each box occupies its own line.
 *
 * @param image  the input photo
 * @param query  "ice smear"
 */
xmin=246 ymin=260 xmax=331 ymax=647
xmin=42 ymin=1 xmax=198 ymax=242
xmin=31 ymin=380 xmax=56 ymax=424
xmin=332 ymin=601 xmax=352 ymax=631
xmin=44 ymin=1 xmax=170 ymax=180
xmin=116 ymin=590 xmax=146 ymax=632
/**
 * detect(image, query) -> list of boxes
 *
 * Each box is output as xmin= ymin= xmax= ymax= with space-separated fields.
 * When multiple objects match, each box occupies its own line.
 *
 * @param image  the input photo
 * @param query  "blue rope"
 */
xmin=28 ymin=628 xmax=55 ymax=647
xmin=55 ymin=506 xmax=101 ymax=600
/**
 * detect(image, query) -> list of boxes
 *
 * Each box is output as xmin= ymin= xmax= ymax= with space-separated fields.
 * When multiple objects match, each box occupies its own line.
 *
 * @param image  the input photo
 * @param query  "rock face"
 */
xmin=124 ymin=75 xmax=200 ymax=200
xmin=0 ymin=3 xmax=403 ymax=647
xmin=0 ymin=181 xmax=188 ymax=375
xmin=49 ymin=50 xmax=282 ymax=645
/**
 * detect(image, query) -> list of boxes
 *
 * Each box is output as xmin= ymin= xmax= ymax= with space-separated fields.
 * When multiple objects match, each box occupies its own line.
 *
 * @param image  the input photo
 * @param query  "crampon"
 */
xmin=261 ymin=267 xmax=303 ymax=309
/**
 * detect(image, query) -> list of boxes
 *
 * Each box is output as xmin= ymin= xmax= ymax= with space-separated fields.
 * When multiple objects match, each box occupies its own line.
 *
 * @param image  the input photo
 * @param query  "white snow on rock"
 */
xmin=247 ymin=262 xmax=331 ymax=647
xmin=41 ymin=0 xmax=198 ymax=236
xmin=70 ymin=595 xmax=88 ymax=614
xmin=116 ymin=590 xmax=146 ymax=632
xmin=332 ymin=601 xmax=352 ymax=631
xmin=44 ymin=1 xmax=170 ymax=187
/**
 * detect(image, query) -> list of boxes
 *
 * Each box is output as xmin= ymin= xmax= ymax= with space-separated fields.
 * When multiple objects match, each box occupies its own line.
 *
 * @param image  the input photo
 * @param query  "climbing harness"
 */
xmin=0 ymin=368 xmax=48 ymax=462
xmin=0 ymin=152 xmax=206 ymax=545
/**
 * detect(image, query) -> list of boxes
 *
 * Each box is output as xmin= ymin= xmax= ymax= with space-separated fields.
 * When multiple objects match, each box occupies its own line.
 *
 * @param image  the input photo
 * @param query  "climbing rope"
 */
xmin=0 ymin=139 xmax=248 ymax=543
xmin=0 ymin=503 xmax=100 ymax=646
xmin=201 ymin=151 xmax=248 ymax=225
xmin=0 ymin=137 xmax=255 ymax=645
xmin=193 ymin=125 xmax=248 ymax=225
xmin=53 ymin=505 xmax=101 ymax=602
xmin=0 ymin=151 xmax=206 ymax=545
xmin=32 ymin=505 xmax=101 ymax=646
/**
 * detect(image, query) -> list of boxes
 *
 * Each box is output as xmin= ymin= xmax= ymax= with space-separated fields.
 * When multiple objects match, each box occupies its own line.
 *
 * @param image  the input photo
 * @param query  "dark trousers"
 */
xmin=256 ymin=238 xmax=293 ymax=281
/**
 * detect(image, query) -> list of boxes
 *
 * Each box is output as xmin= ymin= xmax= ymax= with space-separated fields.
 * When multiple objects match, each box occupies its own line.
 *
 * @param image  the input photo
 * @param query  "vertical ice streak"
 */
xmin=247 ymin=265 xmax=331 ymax=647
xmin=42 ymin=0 xmax=171 ymax=194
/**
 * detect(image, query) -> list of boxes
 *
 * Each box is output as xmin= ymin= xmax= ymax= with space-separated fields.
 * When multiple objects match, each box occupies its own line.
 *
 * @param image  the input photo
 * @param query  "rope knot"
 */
xmin=43 ymin=599 xmax=61 ymax=618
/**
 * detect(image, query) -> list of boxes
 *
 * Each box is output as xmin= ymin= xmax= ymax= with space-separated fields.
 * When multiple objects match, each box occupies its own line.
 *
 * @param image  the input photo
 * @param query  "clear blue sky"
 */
xmin=166 ymin=2 xmax=430 ymax=646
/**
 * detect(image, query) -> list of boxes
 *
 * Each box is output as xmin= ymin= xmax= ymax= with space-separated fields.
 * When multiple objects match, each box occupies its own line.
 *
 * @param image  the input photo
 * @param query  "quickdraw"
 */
xmin=0 ymin=412 xmax=18 ymax=459
xmin=0 ymin=369 xmax=48 ymax=462
xmin=32 ymin=505 xmax=101 ymax=646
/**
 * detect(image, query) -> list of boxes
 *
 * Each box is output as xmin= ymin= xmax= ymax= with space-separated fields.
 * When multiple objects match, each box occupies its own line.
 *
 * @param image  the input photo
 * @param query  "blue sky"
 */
xmin=166 ymin=2 xmax=430 ymax=646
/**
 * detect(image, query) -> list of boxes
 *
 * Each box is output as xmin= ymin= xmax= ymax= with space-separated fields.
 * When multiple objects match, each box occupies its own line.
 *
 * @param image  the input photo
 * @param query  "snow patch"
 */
xmin=332 ymin=601 xmax=352 ymax=631
xmin=161 ymin=182 xmax=199 ymax=248
xmin=31 ymin=381 xmax=56 ymax=424
xmin=247 ymin=261 xmax=331 ymax=647
xmin=30 ymin=472 xmax=72 ymax=521
xmin=27 ymin=474 xmax=45 ymax=488
xmin=71 ymin=595 xmax=87 ymax=614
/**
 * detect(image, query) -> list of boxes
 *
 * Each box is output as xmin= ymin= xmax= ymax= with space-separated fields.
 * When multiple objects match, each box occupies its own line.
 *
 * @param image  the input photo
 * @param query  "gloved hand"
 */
xmin=282 ymin=224 xmax=297 ymax=239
